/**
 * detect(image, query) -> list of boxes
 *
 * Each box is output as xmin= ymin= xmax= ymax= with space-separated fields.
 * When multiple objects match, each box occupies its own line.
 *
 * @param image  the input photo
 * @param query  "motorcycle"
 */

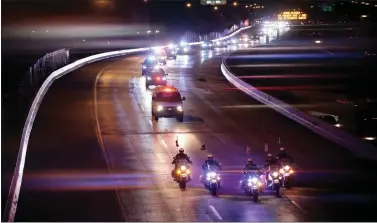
xmin=279 ymin=162 xmax=294 ymax=188
xmin=266 ymin=166 xmax=283 ymax=197
xmin=172 ymin=160 xmax=192 ymax=189
xmin=241 ymin=174 xmax=263 ymax=202
xmin=202 ymin=170 xmax=221 ymax=195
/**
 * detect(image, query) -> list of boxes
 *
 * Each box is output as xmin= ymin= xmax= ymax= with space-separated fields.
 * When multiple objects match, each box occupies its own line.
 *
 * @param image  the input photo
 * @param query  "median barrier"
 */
xmin=221 ymin=55 xmax=377 ymax=162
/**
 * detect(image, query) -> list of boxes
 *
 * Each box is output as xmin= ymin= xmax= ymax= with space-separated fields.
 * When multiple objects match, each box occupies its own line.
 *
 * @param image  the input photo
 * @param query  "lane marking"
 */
xmin=157 ymin=135 xmax=168 ymax=148
xmin=94 ymin=63 xmax=128 ymax=221
xmin=282 ymin=195 xmax=309 ymax=215
xmin=148 ymin=120 xmax=153 ymax=126
xmin=324 ymin=50 xmax=335 ymax=55
xmin=208 ymin=205 xmax=223 ymax=221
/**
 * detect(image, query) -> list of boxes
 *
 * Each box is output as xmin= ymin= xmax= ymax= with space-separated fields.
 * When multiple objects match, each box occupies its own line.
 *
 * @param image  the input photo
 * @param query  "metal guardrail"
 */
xmin=220 ymin=55 xmax=377 ymax=162
xmin=4 ymin=25 xmax=252 ymax=222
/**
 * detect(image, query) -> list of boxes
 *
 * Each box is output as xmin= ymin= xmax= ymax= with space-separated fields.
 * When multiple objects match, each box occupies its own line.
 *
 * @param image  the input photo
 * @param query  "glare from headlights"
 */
xmin=272 ymin=172 xmax=279 ymax=177
xmin=202 ymin=43 xmax=207 ymax=47
xmin=147 ymin=76 xmax=152 ymax=80
xmin=184 ymin=47 xmax=188 ymax=52
xmin=315 ymin=40 xmax=321 ymax=44
xmin=364 ymin=137 xmax=376 ymax=141
xmin=148 ymin=56 xmax=156 ymax=61
xmin=207 ymin=172 xmax=217 ymax=178
xmin=335 ymin=123 xmax=342 ymax=127
xmin=153 ymin=65 xmax=160 ymax=70
xmin=181 ymin=166 xmax=187 ymax=171
xmin=142 ymin=65 xmax=147 ymax=69
xmin=284 ymin=165 xmax=290 ymax=170
xmin=162 ymin=76 xmax=167 ymax=81
xmin=157 ymin=105 xmax=163 ymax=111
xmin=279 ymin=169 xmax=284 ymax=174
xmin=168 ymin=44 xmax=174 ymax=49
xmin=251 ymin=177 xmax=258 ymax=184
xmin=177 ymin=105 xmax=183 ymax=111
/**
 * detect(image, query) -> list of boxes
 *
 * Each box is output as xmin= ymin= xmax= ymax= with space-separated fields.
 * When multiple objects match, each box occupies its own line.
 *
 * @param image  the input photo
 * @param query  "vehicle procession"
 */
xmin=140 ymin=38 xmax=295 ymax=201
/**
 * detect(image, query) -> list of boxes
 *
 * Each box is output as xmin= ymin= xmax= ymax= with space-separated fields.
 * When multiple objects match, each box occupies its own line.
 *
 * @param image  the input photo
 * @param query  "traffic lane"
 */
xmin=95 ymin=52 xmax=307 ymax=221
xmin=14 ymin=58 xmax=129 ymax=221
xmin=194 ymin=52 xmax=377 ymax=221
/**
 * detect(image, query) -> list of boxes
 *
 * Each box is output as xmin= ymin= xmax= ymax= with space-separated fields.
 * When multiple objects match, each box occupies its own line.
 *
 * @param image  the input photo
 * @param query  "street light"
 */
xmin=186 ymin=2 xmax=191 ymax=8
xmin=233 ymin=1 xmax=237 ymax=6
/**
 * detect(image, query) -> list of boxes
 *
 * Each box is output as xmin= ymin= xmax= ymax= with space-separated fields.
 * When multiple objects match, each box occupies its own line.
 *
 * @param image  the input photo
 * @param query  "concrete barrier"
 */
xmin=221 ymin=55 xmax=377 ymax=162
xmin=4 ymin=26 xmax=253 ymax=222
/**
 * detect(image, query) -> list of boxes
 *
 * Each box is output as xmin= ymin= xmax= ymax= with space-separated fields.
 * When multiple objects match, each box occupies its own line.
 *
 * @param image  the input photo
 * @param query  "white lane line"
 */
xmin=324 ymin=50 xmax=335 ymax=55
xmin=208 ymin=205 xmax=223 ymax=221
xmin=94 ymin=63 xmax=128 ymax=221
xmin=157 ymin=135 xmax=168 ymax=148
xmin=282 ymin=195 xmax=308 ymax=215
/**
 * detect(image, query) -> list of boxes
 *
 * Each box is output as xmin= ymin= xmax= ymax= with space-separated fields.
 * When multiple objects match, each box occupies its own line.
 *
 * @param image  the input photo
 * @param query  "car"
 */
xmin=151 ymin=86 xmax=186 ymax=122
xmin=201 ymin=41 xmax=214 ymax=50
xmin=141 ymin=56 xmax=161 ymax=76
xmin=145 ymin=68 xmax=168 ymax=89
xmin=177 ymin=41 xmax=194 ymax=55
xmin=165 ymin=44 xmax=178 ymax=59
xmin=213 ymin=40 xmax=227 ymax=48
xmin=153 ymin=49 xmax=167 ymax=65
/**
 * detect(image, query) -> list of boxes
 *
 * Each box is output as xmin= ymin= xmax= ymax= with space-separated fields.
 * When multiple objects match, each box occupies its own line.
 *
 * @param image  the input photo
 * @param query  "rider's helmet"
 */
xmin=179 ymin=148 xmax=184 ymax=154
xmin=280 ymin=147 xmax=285 ymax=151
xmin=207 ymin=154 xmax=213 ymax=159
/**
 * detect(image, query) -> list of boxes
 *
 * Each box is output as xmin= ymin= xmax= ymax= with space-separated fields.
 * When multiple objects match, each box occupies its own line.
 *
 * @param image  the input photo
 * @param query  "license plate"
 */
xmin=168 ymin=108 xmax=172 ymax=110
xmin=274 ymin=179 xmax=279 ymax=183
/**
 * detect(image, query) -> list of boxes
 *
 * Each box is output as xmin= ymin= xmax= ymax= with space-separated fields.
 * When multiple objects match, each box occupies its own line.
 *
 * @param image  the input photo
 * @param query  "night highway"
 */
xmin=3 ymin=0 xmax=377 ymax=222
xmin=8 ymin=27 xmax=376 ymax=221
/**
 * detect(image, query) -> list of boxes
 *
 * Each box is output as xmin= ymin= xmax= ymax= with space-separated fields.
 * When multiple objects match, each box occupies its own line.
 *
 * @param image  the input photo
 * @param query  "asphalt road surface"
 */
xmin=13 ymin=35 xmax=377 ymax=221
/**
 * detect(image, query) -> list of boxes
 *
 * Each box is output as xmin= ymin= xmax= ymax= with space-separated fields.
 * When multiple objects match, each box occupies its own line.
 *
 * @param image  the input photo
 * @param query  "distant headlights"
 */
xmin=364 ymin=137 xmax=376 ymax=141
xmin=147 ymin=76 xmax=152 ymax=80
xmin=157 ymin=105 xmax=163 ymax=111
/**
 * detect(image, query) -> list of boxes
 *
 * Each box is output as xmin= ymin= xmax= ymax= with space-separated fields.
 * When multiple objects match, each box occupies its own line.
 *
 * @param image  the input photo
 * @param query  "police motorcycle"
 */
xmin=200 ymin=165 xmax=222 ymax=195
xmin=240 ymin=171 xmax=263 ymax=202
xmin=172 ymin=159 xmax=192 ymax=189
xmin=278 ymin=158 xmax=294 ymax=188
xmin=265 ymin=164 xmax=283 ymax=197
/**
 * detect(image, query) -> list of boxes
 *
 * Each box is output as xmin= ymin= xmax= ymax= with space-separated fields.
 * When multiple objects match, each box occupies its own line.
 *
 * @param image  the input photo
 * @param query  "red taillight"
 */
xmin=156 ymin=76 xmax=161 ymax=81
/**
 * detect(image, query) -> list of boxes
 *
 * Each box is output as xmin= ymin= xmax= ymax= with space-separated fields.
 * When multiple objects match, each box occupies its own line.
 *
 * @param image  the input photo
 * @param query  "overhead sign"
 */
xmin=201 ymin=0 xmax=226 ymax=5
xmin=278 ymin=11 xmax=307 ymax=20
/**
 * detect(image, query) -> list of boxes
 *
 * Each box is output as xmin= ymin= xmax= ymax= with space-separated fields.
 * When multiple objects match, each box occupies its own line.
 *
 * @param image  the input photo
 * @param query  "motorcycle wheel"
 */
xmin=179 ymin=182 xmax=186 ymax=189
xmin=275 ymin=186 xmax=280 ymax=197
xmin=253 ymin=193 xmax=259 ymax=202
xmin=211 ymin=186 xmax=217 ymax=195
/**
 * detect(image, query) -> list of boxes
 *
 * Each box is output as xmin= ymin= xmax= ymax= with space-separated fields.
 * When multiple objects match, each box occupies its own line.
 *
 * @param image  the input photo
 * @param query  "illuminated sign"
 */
xmin=278 ymin=11 xmax=307 ymax=20
xmin=201 ymin=0 xmax=226 ymax=5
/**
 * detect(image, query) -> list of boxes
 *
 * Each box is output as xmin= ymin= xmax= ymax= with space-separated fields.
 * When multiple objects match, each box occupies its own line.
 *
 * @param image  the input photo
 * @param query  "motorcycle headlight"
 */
xmin=168 ymin=44 xmax=174 ymax=49
xmin=251 ymin=177 xmax=258 ymax=184
xmin=284 ymin=165 xmax=290 ymax=170
xmin=142 ymin=65 xmax=147 ymax=69
xmin=177 ymin=105 xmax=183 ymax=112
xmin=279 ymin=169 xmax=284 ymax=174
xmin=272 ymin=172 xmax=279 ymax=177
xmin=207 ymin=172 xmax=217 ymax=178
xmin=157 ymin=105 xmax=163 ymax=111
xmin=181 ymin=166 xmax=187 ymax=171
xmin=162 ymin=76 xmax=167 ymax=81
xmin=147 ymin=76 xmax=152 ymax=80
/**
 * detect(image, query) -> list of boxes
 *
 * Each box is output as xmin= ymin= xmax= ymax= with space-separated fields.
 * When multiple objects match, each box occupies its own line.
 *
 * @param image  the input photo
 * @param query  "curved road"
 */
xmin=14 ymin=36 xmax=377 ymax=221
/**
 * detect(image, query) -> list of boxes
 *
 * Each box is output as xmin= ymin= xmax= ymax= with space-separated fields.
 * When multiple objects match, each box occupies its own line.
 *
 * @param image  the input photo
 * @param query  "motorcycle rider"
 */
xmin=264 ymin=153 xmax=279 ymax=182
xmin=172 ymin=148 xmax=192 ymax=179
xmin=276 ymin=147 xmax=294 ymax=163
xmin=242 ymin=158 xmax=262 ymax=189
xmin=202 ymin=154 xmax=221 ymax=173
